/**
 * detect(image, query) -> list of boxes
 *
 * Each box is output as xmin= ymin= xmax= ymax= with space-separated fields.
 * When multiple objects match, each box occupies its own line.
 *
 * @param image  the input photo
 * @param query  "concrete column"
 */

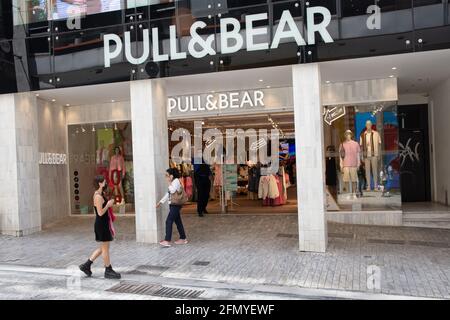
xmin=0 ymin=93 xmax=41 ymax=236
xmin=130 ymin=80 xmax=169 ymax=243
xmin=292 ymin=64 xmax=327 ymax=252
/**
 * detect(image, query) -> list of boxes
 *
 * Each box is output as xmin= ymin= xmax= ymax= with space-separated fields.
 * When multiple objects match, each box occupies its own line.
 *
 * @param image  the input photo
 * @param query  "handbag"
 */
xmin=170 ymin=187 xmax=188 ymax=206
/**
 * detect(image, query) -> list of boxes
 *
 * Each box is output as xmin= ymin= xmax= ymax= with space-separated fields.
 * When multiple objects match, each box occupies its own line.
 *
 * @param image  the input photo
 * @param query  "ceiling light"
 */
xmin=259 ymin=79 xmax=264 ymax=83
xmin=389 ymin=75 xmax=394 ymax=78
xmin=51 ymin=99 xmax=56 ymax=102
xmin=392 ymin=67 xmax=397 ymax=70
xmin=325 ymin=81 xmax=330 ymax=84
xmin=111 ymin=99 xmax=115 ymax=103
xmin=35 ymin=93 xmax=40 ymax=97
xmin=266 ymin=86 xmax=271 ymax=89
xmin=66 ymin=104 xmax=70 ymax=107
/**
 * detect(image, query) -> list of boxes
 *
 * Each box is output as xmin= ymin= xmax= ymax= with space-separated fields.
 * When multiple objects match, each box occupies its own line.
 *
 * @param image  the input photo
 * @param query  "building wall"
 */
xmin=66 ymin=101 xmax=131 ymax=125
xmin=429 ymin=78 xmax=450 ymax=205
xmin=37 ymin=99 xmax=69 ymax=227
xmin=0 ymin=93 xmax=41 ymax=236
xmin=0 ymin=94 xmax=20 ymax=234
xmin=15 ymin=93 xmax=41 ymax=235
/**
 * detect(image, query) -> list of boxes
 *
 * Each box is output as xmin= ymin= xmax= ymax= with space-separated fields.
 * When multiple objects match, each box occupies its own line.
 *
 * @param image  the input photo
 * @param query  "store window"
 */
xmin=68 ymin=122 xmax=134 ymax=215
xmin=323 ymin=104 xmax=401 ymax=211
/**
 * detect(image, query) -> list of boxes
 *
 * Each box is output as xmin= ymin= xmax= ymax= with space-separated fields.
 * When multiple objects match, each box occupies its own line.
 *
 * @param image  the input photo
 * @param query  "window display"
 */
xmin=68 ymin=122 xmax=134 ymax=215
xmin=324 ymin=104 xmax=401 ymax=211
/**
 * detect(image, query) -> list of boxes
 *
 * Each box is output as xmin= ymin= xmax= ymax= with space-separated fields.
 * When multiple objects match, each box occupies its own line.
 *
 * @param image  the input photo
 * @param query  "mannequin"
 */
xmin=339 ymin=130 xmax=360 ymax=196
xmin=360 ymin=120 xmax=382 ymax=191
xmin=109 ymin=146 xmax=125 ymax=204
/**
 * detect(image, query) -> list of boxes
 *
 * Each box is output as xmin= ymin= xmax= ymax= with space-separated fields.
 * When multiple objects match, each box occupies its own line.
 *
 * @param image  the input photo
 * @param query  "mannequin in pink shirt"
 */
xmin=109 ymin=147 xmax=125 ymax=204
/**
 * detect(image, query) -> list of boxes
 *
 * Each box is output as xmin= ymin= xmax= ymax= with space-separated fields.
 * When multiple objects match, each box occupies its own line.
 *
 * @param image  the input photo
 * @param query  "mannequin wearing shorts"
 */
xmin=339 ymin=130 xmax=360 ymax=195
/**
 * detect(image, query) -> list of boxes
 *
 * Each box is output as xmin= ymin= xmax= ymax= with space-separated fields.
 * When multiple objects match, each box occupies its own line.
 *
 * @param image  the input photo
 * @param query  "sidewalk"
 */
xmin=0 ymin=215 xmax=449 ymax=299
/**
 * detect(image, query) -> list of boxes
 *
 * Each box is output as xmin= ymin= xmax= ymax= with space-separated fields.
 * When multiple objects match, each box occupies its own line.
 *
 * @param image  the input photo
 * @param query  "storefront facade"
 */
xmin=1 ymin=1 xmax=450 ymax=252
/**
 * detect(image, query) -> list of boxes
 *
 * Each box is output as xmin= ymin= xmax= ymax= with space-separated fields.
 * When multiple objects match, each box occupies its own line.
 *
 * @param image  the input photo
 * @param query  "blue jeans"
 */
xmin=165 ymin=205 xmax=186 ymax=241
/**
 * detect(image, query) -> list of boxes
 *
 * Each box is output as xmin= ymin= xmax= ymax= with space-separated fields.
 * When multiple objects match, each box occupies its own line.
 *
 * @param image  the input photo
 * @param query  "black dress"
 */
xmin=94 ymin=195 xmax=113 ymax=242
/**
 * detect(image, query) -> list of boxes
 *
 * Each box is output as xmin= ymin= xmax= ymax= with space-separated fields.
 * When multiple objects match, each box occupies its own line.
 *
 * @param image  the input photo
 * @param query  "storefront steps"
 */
xmin=403 ymin=213 xmax=450 ymax=229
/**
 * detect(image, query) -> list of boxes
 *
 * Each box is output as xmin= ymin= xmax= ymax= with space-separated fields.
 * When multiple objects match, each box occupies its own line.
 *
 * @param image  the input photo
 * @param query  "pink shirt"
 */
xmin=109 ymin=155 xmax=125 ymax=174
xmin=341 ymin=140 xmax=360 ymax=167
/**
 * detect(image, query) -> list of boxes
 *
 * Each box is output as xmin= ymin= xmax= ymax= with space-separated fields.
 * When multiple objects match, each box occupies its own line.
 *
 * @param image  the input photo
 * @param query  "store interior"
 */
xmin=168 ymin=113 xmax=298 ymax=215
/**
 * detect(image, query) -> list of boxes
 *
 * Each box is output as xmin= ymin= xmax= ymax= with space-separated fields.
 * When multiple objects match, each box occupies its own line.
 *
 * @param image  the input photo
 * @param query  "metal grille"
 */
xmin=328 ymin=233 xmax=354 ymax=239
xmin=367 ymin=239 xmax=449 ymax=248
xmin=276 ymin=233 xmax=297 ymax=238
xmin=106 ymin=282 xmax=205 ymax=299
xmin=192 ymin=261 xmax=210 ymax=266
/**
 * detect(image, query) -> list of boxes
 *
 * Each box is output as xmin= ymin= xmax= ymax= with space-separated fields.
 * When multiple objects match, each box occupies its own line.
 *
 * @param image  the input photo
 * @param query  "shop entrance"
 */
xmin=168 ymin=112 xmax=297 ymax=215
xmin=398 ymin=105 xmax=432 ymax=203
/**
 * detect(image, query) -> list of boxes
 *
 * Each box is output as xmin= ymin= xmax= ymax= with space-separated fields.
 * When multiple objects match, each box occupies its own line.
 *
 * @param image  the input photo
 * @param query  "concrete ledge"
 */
xmin=326 ymin=210 xmax=403 ymax=226
xmin=0 ymin=226 xmax=41 ymax=237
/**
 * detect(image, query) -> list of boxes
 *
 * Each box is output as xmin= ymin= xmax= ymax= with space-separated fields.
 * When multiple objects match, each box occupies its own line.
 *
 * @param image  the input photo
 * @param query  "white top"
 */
xmin=159 ymin=178 xmax=182 ymax=204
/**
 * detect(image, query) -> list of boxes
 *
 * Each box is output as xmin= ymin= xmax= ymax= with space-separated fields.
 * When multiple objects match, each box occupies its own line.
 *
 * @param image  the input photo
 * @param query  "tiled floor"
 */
xmin=0 ymin=215 xmax=449 ymax=298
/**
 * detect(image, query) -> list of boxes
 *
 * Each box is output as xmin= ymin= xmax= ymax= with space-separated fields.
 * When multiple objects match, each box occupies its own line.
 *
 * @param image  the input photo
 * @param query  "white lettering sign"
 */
xmin=104 ymin=8 xmax=333 ymax=68
xmin=168 ymin=90 xmax=265 ymax=115
xmin=39 ymin=153 xmax=67 ymax=165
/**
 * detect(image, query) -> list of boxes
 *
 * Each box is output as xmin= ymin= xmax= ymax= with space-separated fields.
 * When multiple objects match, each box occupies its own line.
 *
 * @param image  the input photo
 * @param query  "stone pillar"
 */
xmin=130 ymin=80 xmax=168 ymax=243
xmin=292 ymin=64 xmax=327 ymax=252
xmin=0 ymin=93 xmax=41 ymax=236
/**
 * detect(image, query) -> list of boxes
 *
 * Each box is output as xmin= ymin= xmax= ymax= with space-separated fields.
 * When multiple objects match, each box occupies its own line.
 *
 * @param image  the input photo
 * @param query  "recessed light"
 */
xmin=111 ymin=99 xmax=115 ymax=103
xmin=389 ymin=75 xmax=395 ymax=78
xmin=35 ymin=93 xmax=40 ymax=97
xmin=326 ymin=80 xmax=331 ymax=84
xmin=51 ymin=99 xmax=56 ymax=102
xmin=66 ymin=104 xmax=70 ymax=107
xmin=266 ymin=86 xmax=271 ymax=89
xmin=259 ymin=79 xmax=264 ymax=82
xmin=392 ymin=67 xmax=397 ymax=70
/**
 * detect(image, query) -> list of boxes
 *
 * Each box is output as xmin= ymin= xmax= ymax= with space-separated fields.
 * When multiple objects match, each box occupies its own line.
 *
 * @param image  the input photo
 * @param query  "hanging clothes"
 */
xmin=184 ymin=176 xmax=193 ymax=199
xmin=272 ymin=176 xmax=286 ymax=206
xmin=213 ymin=163 xmax=223 ymax=186
xmin=258 ymin=175 xmax=279 ymax=200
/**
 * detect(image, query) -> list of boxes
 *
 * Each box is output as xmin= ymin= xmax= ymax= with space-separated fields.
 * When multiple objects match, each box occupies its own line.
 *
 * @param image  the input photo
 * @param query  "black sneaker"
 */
xmin=79 ymin=260 xmax=93 ymax=277
xmin=105 ymin=266 xmax=121 ymax=279
xmin=198 ymin=212 xmax=204 ymax=217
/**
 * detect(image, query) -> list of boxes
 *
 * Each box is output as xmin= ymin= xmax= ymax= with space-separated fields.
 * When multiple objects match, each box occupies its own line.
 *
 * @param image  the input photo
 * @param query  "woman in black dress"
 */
xmin=79 ymin=175 xmax=121 ymax=279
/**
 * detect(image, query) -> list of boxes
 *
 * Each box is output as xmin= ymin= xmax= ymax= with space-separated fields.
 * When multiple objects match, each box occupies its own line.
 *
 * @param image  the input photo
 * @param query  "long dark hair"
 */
xmin=93 ymin=175 xmax=106 ymax=190
xmin=166 ymin=168 xmax=180 ymax=179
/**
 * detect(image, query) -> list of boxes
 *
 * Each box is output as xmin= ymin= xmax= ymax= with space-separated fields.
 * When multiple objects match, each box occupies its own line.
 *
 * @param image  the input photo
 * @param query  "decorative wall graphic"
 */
xmin=324 ymin=106 xmax=346 ymax=125
xmin=398 ymin=138 xmax=421 ymax=167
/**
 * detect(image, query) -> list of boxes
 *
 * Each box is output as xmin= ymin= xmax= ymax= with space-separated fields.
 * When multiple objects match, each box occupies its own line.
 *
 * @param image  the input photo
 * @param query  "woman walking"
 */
xmin=79 ymin=175 xmax=121 ymax=279
xmin=156 ymin=168 xmax=188 ymax=247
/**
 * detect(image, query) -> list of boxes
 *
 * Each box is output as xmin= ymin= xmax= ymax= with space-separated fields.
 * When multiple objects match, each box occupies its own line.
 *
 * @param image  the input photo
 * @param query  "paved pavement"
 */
xmin=0 ymin=264 xmax=429 ymax=300
xmin=0 ymin=215 xmax=449 ymax=299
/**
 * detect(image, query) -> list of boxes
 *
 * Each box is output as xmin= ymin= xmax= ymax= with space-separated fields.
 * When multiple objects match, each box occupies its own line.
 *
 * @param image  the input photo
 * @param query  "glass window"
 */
xmin=377 ymin=0 xmax=412 ymax=12
xmin=68 ymin=122 xmax=135 ymax=215
xmin=341 ymin=0 xmax=376 ymax=17
xmin=323 ymin=104 xmax=401 ymax=212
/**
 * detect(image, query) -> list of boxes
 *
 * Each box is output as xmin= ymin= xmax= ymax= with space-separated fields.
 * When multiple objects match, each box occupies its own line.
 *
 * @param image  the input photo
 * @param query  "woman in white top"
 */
xmin=156 ymin=168 xmax=188 ymax=247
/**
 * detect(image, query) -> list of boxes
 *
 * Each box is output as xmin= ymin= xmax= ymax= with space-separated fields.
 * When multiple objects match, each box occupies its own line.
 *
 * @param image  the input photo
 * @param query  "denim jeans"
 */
xmin=165 ymin=205 xmax=186 ymax=241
